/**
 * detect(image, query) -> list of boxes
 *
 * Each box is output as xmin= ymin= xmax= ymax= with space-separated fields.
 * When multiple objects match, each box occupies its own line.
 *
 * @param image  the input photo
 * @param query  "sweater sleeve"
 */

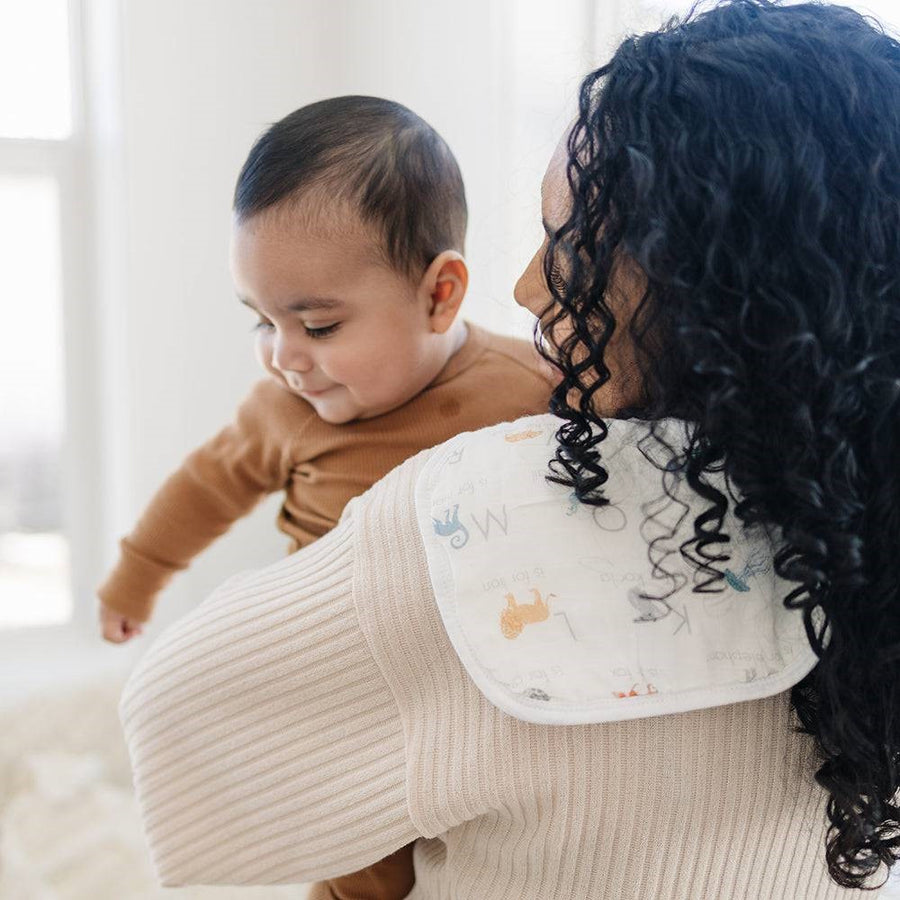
xmin=118 ymin=458 xmax=428 ymax=886
xmin=98 ymin=381 xmax=300 ymax=623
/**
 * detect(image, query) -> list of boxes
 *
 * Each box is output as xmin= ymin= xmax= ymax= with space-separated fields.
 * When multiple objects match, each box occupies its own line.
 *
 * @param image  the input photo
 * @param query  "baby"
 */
xmin=98 ymin=96 xmax=551 ymax=899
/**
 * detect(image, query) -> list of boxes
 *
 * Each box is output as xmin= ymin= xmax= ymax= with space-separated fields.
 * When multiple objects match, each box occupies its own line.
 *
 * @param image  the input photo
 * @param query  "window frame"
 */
xmin=0 ymin=0 xmax=101 ymax=643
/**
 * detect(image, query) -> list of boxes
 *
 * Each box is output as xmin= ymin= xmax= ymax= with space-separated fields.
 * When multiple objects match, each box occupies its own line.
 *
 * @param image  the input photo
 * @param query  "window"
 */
xmin=0 ymin=1 xmax=79 ymax=629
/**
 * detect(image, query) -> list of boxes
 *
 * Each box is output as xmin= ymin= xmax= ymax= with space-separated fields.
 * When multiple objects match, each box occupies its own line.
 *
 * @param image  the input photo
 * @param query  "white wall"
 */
xmin=100 ymin=0 xmax=337 ymax=635
xmin=0 ymin=0 xmax=659 ymax=700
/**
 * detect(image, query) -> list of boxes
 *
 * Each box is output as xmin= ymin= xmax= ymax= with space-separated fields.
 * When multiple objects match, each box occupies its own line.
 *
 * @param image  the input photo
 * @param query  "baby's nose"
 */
xmin=272 ymin=334 xmax=313 ymax=373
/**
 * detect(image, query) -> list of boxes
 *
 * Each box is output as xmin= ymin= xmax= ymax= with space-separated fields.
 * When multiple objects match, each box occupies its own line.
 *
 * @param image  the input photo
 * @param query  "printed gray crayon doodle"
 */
xmin=592 ymin=503 xmax=627 ymax=532
xmin=554 ymin=611 xmax=578 ymax=640
xmin=627 ymin=586 xmax=671 ymax=622
xmin=470 ymin=504 xmax=509 ymax=541
xmin=433 ymin=505 xmax=469 ymax=549
xmin=626 ymin=588 xmax=692 ymax=635
xmin=524 ymin=687 xmax=551 ymax=701
xmin=670 ymin=603 xmax=691 ymax=635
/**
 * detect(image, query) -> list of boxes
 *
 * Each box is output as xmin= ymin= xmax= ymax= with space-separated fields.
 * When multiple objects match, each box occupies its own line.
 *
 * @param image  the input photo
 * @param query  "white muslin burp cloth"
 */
xmin=415 ymin=414 xmax=817 ymax=725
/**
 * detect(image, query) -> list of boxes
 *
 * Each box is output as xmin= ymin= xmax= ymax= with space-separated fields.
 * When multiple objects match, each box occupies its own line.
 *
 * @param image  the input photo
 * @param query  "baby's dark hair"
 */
xmin=233 ymin=95 xmax=467 ymax=277
xmin=541 ymin=0 xmax=900 ymax=889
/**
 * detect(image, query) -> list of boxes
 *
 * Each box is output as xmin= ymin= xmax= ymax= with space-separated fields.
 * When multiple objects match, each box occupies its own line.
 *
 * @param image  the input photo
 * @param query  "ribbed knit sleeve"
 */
xmin=119 ymin=509 xmax=418 ymax=886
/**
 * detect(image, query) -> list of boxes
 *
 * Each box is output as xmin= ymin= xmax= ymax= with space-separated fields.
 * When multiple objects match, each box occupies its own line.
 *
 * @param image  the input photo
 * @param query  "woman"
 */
xmin=121 ymin=2 xmax=900 ymax=895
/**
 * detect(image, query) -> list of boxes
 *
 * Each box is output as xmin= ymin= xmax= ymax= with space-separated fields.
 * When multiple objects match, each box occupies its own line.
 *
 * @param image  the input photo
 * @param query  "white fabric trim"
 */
xmin=415 ymin=414 xmax=818 ymax=726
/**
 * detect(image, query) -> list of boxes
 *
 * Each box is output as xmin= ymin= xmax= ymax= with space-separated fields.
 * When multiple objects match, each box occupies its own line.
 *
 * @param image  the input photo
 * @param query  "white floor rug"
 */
xmin=0 ymin=681 xmax=307 ymax=900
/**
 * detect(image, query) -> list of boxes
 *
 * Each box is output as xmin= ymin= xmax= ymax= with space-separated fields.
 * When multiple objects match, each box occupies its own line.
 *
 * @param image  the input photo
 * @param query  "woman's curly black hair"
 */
xmin=540 ymin=0 xmax=900 ymax=888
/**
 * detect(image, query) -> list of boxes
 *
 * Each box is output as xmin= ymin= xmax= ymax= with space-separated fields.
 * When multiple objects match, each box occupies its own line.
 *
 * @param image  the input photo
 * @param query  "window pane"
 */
xmin=0 ymin=0 xmax=72 ymax=139
xmin=0 ymin=177 xmax=70 ymax=627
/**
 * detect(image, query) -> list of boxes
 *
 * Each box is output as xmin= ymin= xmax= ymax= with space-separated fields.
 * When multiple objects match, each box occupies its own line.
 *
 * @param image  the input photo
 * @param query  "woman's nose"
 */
xmin=271 ymin=332 xmax=313 ymax=373
xmin=513 ymin=248 xmax=548 ymax=316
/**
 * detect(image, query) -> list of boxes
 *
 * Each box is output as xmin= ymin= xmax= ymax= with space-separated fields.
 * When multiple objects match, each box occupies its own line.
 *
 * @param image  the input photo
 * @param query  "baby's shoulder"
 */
xmin=477 ymin=327 xmax=545 ymax=371
xmin=236 ymin=377 xmax=319 ymax=433
xmin=462 ymin=327 xmax=554 ymax=405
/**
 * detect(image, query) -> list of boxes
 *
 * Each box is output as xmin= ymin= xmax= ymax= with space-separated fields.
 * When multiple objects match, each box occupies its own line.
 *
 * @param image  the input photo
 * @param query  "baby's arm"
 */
xmin=97 ymin=380 xmax=302 ymax=637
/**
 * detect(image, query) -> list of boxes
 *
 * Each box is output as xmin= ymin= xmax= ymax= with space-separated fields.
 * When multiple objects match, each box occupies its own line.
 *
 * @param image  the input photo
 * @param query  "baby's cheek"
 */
xmin=254 ymin=334 xmax=274 ymax=372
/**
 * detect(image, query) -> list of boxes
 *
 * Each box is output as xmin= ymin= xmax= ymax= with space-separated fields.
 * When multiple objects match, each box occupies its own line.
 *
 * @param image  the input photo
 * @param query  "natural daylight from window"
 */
xmin=0 ymin=0 xmax=72 ymax=628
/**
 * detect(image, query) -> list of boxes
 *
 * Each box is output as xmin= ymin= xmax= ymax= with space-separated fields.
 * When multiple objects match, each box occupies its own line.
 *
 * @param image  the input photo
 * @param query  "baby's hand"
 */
xmin=99 ymin=602 xmax=144 ymax=644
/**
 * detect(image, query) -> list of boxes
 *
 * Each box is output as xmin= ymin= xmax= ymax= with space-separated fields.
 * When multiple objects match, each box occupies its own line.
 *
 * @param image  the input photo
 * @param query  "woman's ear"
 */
xmin=418 ymin=251 xmax=468 ymax=333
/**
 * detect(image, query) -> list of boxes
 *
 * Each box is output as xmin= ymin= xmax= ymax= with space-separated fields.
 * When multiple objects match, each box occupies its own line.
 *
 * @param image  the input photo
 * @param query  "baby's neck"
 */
xmin=445 ymin=319 xmax=468 ymax=360
xmin=415 ymin=319 xmax=468 ymax=392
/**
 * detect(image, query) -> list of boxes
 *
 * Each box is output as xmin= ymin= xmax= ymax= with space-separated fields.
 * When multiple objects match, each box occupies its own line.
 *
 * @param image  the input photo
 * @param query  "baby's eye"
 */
xmin=253 ymin=318 xmax=274 ymax=332
xmin=304 ymin=323 xmax=340 ymax=339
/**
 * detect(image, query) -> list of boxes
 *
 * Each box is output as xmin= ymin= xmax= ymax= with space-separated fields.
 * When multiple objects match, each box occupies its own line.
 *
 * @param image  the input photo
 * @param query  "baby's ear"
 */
xmin=420 ymin=251 xmax=468 ymax=333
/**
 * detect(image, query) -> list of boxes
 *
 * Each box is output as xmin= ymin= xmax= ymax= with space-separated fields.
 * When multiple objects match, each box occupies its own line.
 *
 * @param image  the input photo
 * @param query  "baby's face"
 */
xmin=230 ymin=209 xmax=439 ymax=424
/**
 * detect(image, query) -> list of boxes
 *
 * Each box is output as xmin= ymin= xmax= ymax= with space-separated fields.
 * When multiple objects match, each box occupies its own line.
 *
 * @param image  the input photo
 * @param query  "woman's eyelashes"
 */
xmin=548 ymin=260 xmax=566 ymax=291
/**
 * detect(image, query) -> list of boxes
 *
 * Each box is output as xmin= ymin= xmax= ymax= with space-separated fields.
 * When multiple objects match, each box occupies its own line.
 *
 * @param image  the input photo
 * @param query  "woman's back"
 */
xmin=122 ymin=421 xmax=878 ymax=898
xmin=409 ymin=696 xmax=839 ymax=899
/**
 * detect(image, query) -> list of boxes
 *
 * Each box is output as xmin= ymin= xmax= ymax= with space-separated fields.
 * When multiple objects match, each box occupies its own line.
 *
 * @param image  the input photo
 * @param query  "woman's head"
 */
xmin=522 ymin=0 xmax=900 ymax=425
xmin=523 ymin=0 xmax=900 ymax=887
xmin=514 ymin=131 xmax=647 ymax=418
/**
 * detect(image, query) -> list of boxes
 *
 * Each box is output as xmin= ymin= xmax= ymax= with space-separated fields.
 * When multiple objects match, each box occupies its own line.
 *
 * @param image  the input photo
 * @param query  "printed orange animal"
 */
xmin=500 ymin=588 xmax=555 ymax=639
xmin=504 ymin=428 xmax=543 ymax=443
xmin=613 ymin=683 xmax=658 ymax=699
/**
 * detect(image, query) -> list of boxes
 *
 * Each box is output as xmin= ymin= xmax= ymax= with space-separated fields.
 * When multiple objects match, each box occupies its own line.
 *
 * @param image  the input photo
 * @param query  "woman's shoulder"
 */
xmin=402 ymin=412 xmax=816 ymax=728
xmin=408 ymin=413 xmax=682 ymax=490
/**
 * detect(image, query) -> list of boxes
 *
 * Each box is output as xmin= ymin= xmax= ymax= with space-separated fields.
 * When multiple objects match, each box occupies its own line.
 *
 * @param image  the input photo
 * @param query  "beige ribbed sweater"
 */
xmin=120 ymin=445 xmax=881 ymax=899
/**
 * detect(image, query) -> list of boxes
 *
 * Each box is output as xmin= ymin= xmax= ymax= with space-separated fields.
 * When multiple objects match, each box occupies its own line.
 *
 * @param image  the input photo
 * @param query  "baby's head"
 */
xmin=230 ymin=96 xmax=469 ymax=424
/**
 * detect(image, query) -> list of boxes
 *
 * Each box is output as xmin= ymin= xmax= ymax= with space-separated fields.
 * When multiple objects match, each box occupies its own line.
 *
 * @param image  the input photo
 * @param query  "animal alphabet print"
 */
xmin=504 ymin=427 xmax=543 ymax=443
xmin=432 ymin=505 xmax=469 ymax=549
xmin=500 ymin=588 xmax=555 ymax=639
